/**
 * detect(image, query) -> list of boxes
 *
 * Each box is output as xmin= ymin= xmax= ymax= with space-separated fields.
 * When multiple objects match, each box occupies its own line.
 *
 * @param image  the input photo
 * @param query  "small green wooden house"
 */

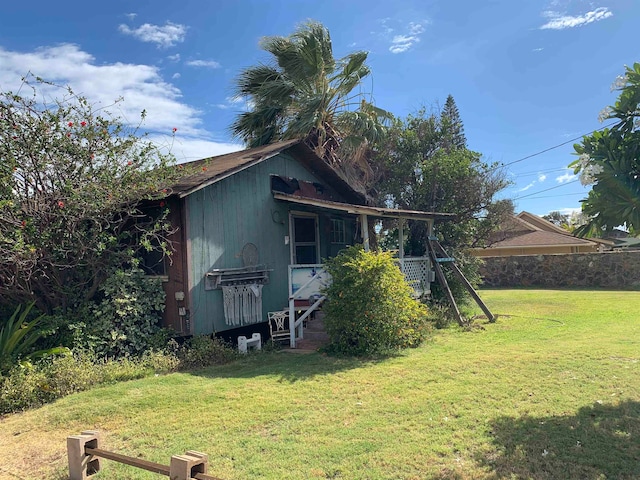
xmin=154 ymin=139 xmax=452 ymax=346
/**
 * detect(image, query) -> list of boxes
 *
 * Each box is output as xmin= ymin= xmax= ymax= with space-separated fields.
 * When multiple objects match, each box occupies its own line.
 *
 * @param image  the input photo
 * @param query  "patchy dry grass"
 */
xmin=1 ymin=289 xmax=639 ymax=479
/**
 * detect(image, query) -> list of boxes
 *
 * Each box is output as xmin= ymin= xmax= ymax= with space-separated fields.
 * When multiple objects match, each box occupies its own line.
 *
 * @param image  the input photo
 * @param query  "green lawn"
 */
xmin=1 ymin=289 xmax=639 ymax=480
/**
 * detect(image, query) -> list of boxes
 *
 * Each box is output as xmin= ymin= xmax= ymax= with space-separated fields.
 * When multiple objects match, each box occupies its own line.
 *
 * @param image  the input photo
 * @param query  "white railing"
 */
xmin=285 ymin=258 xmax=430 ymax=347
xmin=288 ymin=264 xmax=331 ymax=347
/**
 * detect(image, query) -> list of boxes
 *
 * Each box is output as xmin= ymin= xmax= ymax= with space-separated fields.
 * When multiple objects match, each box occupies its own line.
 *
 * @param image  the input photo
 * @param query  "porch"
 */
xmin=272 ymin=190 xmax=454 ymax=348
xmin=281 ymin=255 xmax=433 ymax=348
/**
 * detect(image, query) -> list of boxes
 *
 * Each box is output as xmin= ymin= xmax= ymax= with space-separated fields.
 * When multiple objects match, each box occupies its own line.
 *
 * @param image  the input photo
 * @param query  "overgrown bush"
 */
xmin=323 ymin=246 xmax=431 ymax=355
xmin=0 ymin=351 xmax=179 ymax=414
xmin=0 ymin=332 xmax=240 ymax=414
xmin=72 ymin=267 xmax=166 ymax=358
xmin=177 ymin=336 xmax=238 ymax=369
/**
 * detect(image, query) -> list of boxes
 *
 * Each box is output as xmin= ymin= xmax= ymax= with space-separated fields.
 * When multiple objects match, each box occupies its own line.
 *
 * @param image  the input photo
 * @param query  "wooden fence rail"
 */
xmin=67 ymin=431 xmax=223 ymax=480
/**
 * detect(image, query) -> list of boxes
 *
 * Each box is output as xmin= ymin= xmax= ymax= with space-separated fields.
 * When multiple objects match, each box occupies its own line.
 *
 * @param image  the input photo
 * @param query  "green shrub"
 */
xmin=0 ymin=350 xmax=181 ymax=414
xmin=73 ymin=267 xmax=166 ymax=358
xmin=178 ymin=336 xmax=238 ymax=369
xmin=323 ymin=246 xmax=431 ymax=356
xmin=0 ymin=332 xmax=239 ymax=414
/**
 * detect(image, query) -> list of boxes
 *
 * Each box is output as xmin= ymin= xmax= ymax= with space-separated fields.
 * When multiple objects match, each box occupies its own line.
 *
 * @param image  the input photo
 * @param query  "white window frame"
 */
xmin=289 ymin=211 xmax=320 ymax=265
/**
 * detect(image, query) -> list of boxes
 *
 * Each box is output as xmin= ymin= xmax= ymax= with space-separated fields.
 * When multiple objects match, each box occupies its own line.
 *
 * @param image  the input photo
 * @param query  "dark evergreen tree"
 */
xmin=441 ymin=94 xmax=467 ymax=151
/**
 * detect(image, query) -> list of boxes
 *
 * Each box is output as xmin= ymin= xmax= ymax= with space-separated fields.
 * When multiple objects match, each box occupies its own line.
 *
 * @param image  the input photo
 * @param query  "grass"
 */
xmin=1 ymin=289 xmax=639 ymax=480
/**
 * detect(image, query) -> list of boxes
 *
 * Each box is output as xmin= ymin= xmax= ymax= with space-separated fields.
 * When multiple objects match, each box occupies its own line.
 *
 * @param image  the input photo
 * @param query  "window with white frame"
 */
xmin=330 ymin=218 xmax=346 ymax=244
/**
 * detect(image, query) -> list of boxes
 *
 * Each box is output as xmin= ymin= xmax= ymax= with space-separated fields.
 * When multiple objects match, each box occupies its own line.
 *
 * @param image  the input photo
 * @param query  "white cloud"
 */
xmin=124 ymin=13 xmax=137 ymax=21
xmin=118 ymin=21 xmax=187 ymax=48
xmin=172 ymin=72 xmax=181 ymax=79
xmin=538 ymin=173 xmax=547 ymax=182
xmin=185 ymin=59 xmax=221 ymax=68
xmin=408 ymin=22 xmax=425 ymax=35
xmin=153 ymin=136 xmax=242 ymax=163
xmin=518 ymin=181 xmax=536 ymax=192
xmin=556 ymin=170 xmax=577 ymax=183
xmin=558 ymin=207 xmax=582 ymax=216
xmin=214 ymin=96 xmax=254 ymax=111
xmin=0 ymin=43 xmax=241 ymax=160
xmin=540 ymin=7 xmax=613 ymax=30
xmin=533 ymin=47 xmax=544 ymax=52
xmin=167 ymin=53 xmax=181 ymax=62
xmin=387 ymin=21 xmax=427 ymax=54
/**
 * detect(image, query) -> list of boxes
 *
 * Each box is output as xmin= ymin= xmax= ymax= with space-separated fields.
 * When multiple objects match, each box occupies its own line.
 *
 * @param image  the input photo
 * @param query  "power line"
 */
xmin=512 ymin=167 xmax=570 ymax=177
xmin=513 ymin=179 xmax=580 ymax=200
xmin=517 ymin=192 xmax=586 ymax=200
xmin=492 ymin=122 xmax=616 ymax=172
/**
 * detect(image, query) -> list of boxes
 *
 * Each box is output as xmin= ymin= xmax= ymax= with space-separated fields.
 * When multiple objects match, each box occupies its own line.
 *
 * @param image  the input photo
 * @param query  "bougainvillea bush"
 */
xmin=323 ymin=246 xmax=431 ymax=356
xmin=0 ymin=77 xmax=183 ymax=314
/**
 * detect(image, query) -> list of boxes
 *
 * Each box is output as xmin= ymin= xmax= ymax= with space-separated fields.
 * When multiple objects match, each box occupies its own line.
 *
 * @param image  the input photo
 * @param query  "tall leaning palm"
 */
xmin=231 ymin=21 xmax=391 ymax=192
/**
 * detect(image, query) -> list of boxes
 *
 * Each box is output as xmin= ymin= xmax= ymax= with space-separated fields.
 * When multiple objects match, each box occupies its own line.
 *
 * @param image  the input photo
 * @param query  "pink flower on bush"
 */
xmin=172 ymin=127 xmax=177 ymax=133
xmin=80 ymin=121 xmax=87 ymax=127
xmin=68 ymin=122 xmax=73 ymax=127
xmin=57 ymin=200 xmax=65 ymax=208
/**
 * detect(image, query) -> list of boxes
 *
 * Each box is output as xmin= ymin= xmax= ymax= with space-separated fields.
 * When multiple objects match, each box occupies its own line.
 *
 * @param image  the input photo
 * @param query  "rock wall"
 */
xmin=479 ymin=251 xmax=640 ymax=289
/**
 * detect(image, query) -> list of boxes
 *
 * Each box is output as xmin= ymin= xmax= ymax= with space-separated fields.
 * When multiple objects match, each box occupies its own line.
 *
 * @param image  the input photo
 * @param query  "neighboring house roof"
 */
xmin=490 ymin=229 xmax=598 ymax=248
xmin=516 ymin=211 xmax=570 ymax=235
xmin=482 ymin=211 xmax=600 ymax=250
xmin=610 ymin=237 xmax=640 ymax=249
xmin=171 ymin=139 xmax=365 ymax=204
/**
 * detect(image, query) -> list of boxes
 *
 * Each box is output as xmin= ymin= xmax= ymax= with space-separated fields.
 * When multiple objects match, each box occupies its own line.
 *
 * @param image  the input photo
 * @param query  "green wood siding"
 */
xmin=186 ymin=152 xmax=352 ymax=334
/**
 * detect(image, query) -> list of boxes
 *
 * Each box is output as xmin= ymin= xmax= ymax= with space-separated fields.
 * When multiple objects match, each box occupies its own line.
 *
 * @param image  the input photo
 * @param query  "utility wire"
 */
xmin=513 ymin=179 xmax=580 ymax=200
xmin=492 ymin=122 xmax=617 ymax=172
xmin=513 ymin=167 xmax=570 ymax=177
xmin=519 ymin=192 xmax=586 ymax=199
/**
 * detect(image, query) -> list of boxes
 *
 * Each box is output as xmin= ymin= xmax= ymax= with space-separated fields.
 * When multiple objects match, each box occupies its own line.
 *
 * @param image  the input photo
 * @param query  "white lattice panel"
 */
xmin=399 ymin=257 xmax=431 ymax=297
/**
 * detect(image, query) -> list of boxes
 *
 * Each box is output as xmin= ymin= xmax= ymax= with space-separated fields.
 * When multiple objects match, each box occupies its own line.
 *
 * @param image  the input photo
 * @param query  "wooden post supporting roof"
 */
xmin=360 ymin=214 xmax=370 ymax=252
xmin=398 ymin=218 xmax=404 ymax=260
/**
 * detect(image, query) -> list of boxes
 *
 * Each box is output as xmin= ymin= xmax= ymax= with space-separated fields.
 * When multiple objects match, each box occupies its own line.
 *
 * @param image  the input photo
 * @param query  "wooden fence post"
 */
xmin=67 ymin=430 xmax=101 ymax=480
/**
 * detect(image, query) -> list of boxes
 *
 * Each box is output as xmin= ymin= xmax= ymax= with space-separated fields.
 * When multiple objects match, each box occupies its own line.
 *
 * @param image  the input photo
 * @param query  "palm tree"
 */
xmin=231 ymin=21 xmax=391 ymax=193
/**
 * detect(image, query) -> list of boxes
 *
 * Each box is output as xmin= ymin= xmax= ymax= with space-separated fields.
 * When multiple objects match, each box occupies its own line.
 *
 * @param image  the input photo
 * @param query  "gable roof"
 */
xmin=484 ymin=211 xmax=600 ymax=249
xmin=171 ymin=139 xmax=365 ymax=204
xmin=490 ymin=229 xmax=599 ymax=248
xmin=517 ymin=211 xmax=570 ymax=235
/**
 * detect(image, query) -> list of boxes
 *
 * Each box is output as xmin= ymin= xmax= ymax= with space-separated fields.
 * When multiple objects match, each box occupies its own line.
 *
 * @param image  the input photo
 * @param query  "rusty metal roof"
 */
xmin=272 ymin=192 xmax=456 ymax=221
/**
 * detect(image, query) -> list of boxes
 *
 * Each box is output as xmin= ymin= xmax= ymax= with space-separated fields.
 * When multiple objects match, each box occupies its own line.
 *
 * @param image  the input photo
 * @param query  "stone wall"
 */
xmin=479 ymin=251 xmax=640 ymax=289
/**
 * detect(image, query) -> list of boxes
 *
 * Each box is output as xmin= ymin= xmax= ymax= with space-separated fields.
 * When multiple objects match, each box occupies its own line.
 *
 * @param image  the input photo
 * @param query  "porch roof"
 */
xmin=272 ymin=192 xmax=456 ymax=221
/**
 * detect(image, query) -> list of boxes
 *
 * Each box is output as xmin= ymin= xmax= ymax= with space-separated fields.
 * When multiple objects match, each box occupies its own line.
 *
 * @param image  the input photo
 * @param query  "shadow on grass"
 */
xmin=188 ymin=349 xmax=399 ymax=383
xmin=479 ymin=400 xmax=640 ymax=479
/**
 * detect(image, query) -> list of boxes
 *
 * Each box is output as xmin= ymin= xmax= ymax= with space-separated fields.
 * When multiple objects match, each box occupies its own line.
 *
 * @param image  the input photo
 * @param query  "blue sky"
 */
xmin=1 ymin=0 xmax=638 ymax=216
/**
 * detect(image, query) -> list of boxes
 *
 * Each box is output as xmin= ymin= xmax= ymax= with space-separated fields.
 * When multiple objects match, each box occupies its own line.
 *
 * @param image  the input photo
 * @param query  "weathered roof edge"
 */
xmin=273 ymin=192 xmax=456 ymax=221
xmin=171 ymin=139 xmax=366 ymax=204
